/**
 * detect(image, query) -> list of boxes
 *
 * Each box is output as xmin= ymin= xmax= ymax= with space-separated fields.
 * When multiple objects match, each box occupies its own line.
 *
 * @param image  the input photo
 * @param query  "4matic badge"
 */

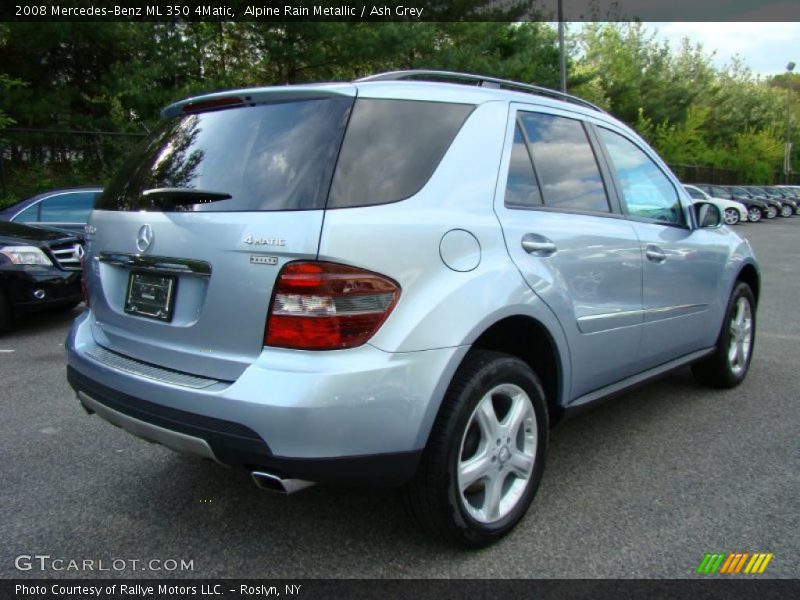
xmin=243 ymin=235 xmax=286 ymax=247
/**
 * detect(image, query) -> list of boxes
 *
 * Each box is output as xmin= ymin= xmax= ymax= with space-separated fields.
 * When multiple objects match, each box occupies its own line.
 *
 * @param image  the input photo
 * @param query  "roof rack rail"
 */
xmin=355 ymin=70 xmax=606 ymax=113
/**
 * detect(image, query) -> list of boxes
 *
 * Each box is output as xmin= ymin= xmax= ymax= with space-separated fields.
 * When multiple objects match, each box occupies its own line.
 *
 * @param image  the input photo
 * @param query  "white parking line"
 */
xmin=0 ymin=349 xmax=16 ymax=353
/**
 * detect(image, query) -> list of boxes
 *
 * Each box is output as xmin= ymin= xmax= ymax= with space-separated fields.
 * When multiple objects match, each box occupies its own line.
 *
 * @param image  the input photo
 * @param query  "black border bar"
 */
xmin=3 ymin=0 xmax=799 ymax=22
xmin=5 ymin=579 xmax=800 ymax=600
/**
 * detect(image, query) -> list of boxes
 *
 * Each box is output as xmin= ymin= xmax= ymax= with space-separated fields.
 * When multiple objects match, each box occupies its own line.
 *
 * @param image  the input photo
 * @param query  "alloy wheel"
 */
xmin=728 ymin=297 xmax=753 ymax=376
xmin=748 ymin=207 xmax=762 ymax=222
xmin=457 ymin=383 xmax=537 ymax=524
xmin=723 ymin=208 xmax=739 ymax=225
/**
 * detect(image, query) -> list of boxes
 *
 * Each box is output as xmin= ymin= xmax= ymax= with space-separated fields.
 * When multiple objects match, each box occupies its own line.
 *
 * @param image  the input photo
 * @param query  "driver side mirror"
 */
xmin=694 ymin=202 xmax=722 ymax=228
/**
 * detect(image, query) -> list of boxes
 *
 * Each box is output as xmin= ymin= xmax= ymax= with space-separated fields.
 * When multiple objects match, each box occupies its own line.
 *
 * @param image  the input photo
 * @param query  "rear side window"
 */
xmin=97 ymin=97 xmax=353 ymax=212
xmin=519 ymin=112 xmax=610 ymax=213
xmin=597 ymin=127 xmax=684 ymax=226
xmin=710 ymin=186 xmax=731 ymax=198
xmin=327 ymin=99 xmax=474 ymax=208
xmin=13 ymin=203 xmax=39 ymax=223
xmin=40 ymin=192 xmax=97 ymax=222
xmin=685 ymin=187 xmax=705 ymax=200
xmin=504 ymin=124 xmax=543 ymax=208
xmin=728 ymin=187 xmax=751 ymax=201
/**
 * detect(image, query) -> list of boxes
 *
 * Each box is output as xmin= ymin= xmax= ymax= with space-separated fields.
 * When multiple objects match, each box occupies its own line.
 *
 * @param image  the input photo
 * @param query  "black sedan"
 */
xmin=0 ymin=187 xmax=102 ymax=235
xmin=693 ymin=184 xmax=772 ymax=222
xmin=0 ymin=221 xmax=83 ymax=333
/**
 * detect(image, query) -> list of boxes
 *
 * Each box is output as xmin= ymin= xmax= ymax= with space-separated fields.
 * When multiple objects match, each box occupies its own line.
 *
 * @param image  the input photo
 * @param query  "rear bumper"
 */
xmin=66 ymin=311 xmax=466 ymax=485
xmin=68 ymin=367 xmax=421 ymax=484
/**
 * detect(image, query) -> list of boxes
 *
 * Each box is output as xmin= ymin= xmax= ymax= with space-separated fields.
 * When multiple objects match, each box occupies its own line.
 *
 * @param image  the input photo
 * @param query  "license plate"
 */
xmin=124 ymin=272 xmax=177 ymax=322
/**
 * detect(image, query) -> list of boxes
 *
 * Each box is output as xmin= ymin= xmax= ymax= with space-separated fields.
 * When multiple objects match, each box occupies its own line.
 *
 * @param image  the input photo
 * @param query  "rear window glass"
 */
xmin=96 ymin=97 xmax=353 ymax=212
xmin=40 ymin=192 xmax=97 ymax=222
xmin=327 ymin=99 xmax=474 ymax=208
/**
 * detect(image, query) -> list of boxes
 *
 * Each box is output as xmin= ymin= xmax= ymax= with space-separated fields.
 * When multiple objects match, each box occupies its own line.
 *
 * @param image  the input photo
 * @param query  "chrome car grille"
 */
xmin=49 ymin=242 xmax=83 ymax=270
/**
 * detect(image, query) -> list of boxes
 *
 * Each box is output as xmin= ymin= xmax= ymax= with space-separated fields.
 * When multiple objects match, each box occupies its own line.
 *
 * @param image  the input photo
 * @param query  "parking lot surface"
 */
xmin=1 ymin=219 xmax=798 ymax=579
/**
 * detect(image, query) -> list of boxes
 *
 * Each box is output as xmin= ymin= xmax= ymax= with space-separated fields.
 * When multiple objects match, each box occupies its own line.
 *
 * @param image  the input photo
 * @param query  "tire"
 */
xmin=780 ymin=204 xmax=793 ymax=217
xmin=747 ymin=207 xmax=762 ymax=222
xmin=722 ymin=208 xmax=740 ymax=225
xmin=403 ymin=350 xmax=548 ymax=547
xmin=0 ymin=290 xmax=11 ymax=335
xmin=692 ymin=282 xmax=756 ymax=389
xmin=766 ymin=206 xmax=777 ymax=219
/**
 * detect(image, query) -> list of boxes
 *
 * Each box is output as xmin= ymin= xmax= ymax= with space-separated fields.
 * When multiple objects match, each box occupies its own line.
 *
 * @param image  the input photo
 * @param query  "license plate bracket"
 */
xmin=124 ymin=271 xmax=177 ymax=322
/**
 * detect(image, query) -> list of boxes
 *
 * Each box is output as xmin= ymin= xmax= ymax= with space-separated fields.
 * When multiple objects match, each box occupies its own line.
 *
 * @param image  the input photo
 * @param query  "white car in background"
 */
xmin=683 ymin=184 xmax=748 ymax=225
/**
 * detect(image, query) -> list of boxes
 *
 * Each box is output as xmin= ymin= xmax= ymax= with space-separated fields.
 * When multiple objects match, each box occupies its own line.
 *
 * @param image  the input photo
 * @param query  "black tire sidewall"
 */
xmin=441 ymin=354 xmax=548 ymax=543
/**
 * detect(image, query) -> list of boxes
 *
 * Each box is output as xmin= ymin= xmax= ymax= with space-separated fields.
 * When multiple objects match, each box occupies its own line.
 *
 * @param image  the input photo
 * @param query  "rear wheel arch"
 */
xmin=465 ymin=315 xmax=563 ymax=428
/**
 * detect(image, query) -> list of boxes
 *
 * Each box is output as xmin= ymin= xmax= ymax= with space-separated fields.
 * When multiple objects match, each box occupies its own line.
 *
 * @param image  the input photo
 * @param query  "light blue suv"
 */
xmin=67 ymin=71 xmax=759 ymax=546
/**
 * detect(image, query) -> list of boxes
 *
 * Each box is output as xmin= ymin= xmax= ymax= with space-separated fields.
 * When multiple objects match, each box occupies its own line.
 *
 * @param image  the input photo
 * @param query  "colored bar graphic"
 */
xmin=697 ymin=553 xmax=726 ymax=574
xmin=699 ymin=552 xmax=774 ymax=575
xmin=734 ymin=553 xmax=749 ymax=573
xmin=758 ymin=554 xmax=774 ymax=573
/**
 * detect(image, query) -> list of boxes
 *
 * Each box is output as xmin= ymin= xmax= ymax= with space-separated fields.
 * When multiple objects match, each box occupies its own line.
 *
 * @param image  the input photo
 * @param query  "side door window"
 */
xmin=13 ymin=203 xmax=40 ymax=223
xmin=685 ymin=187 xmax=705 ymax=201
xmin=517 ymin=112 xmax=610 ymax=213
xmin=39 ymin=192 xmax=95 ymax=223
xmin=597 ymin=127 xmax=685 ymax=226
xmin=710 ymin=186 xmax=732 ymax=200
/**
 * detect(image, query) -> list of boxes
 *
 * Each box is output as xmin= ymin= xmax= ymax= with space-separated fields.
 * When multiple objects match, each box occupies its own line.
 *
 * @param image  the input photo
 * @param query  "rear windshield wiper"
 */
xmin=141 ymin=188 xmax=232 ymax=207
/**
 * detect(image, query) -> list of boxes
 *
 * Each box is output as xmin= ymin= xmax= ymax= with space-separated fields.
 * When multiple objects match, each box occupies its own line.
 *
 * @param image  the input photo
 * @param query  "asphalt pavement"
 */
xmin=1 ymin=218 xmax=798 ymax=579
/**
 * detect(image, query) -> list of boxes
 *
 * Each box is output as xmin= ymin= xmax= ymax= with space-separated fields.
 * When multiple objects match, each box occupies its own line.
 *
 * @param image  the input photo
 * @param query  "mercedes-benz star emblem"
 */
xmin=136 ymin=224 xmax=154 ymax=253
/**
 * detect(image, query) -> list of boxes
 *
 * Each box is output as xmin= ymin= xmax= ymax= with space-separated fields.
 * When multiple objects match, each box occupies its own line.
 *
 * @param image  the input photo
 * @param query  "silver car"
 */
xmin=67 ymin=70 xmax=759 ymax=546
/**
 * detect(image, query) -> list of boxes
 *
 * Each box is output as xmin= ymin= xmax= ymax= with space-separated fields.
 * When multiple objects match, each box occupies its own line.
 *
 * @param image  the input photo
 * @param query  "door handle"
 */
xmin=645 ymin=245 xmax=667 ymax=262
xmin=521 ymin=234 xmax=557 ymax=256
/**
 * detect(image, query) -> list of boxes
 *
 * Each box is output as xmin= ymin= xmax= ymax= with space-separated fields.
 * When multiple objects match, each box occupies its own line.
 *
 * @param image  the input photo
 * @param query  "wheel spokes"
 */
xmin=459 ymin=451 xmax=493 ymax=491
xmin=481 ymin=472 xmax=504 ymax=521
xmin=507 ymin=449 xmax=534 ymax=479
xmin=503 ymin=393 xmax=528 ymax=437
xmin=474 ymin=398 xmax=501 ymax=440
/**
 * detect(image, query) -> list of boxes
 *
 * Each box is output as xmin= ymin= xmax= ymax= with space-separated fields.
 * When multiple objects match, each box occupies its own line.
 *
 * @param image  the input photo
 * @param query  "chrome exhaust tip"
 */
xmin=251 ymin=471 xmax=315 ymax=495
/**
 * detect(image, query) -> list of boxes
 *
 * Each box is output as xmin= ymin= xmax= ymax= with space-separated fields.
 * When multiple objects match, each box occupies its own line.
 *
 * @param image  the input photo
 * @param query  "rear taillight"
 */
xmin=265 ymin=261 xmax=400 ymax=350
xmin=80 ymin=254 xmax=90 ymax=307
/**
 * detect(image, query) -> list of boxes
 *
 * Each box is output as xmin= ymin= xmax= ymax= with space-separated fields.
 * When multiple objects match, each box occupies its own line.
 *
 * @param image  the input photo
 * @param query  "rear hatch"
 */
xmin=86 ymin=86 xmax=356 ymax=381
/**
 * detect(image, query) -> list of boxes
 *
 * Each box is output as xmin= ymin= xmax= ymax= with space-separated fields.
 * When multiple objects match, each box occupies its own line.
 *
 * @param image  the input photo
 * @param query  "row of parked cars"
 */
xmin=685 ymin=183 xmax=800 ymax=225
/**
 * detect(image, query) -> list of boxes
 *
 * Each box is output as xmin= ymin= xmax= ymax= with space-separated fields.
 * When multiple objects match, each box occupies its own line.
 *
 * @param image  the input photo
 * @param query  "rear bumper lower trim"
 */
xmin=78 ymin=390 xmax=221 ymax=464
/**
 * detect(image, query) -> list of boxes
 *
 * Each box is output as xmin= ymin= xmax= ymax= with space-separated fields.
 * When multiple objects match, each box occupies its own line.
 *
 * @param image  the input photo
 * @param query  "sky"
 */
xmin=649 ymin=22 xmax=800 ymax=78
